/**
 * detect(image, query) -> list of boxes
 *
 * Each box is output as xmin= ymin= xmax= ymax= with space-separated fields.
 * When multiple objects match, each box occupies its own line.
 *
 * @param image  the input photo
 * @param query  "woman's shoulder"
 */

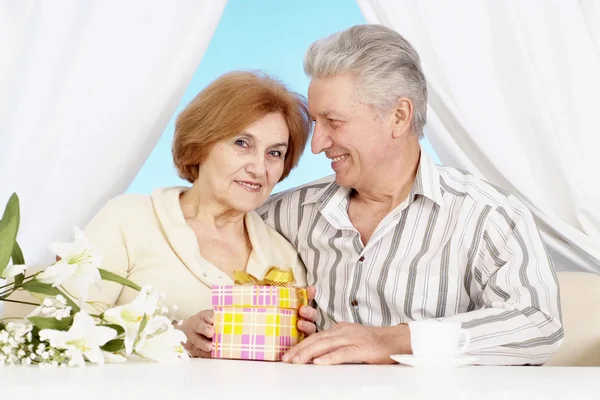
xmin=103 ymin=187 xmax=186 ymax=213
xmin=101 ymin=193 xmax=153 ymax=216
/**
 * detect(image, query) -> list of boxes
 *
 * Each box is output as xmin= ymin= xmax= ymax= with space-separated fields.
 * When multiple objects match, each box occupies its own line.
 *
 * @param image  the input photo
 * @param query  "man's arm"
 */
xmin=433 ymin=195 xmax=563 ymax=365
xmin=256 ymin=188 xmax=297 ymax=241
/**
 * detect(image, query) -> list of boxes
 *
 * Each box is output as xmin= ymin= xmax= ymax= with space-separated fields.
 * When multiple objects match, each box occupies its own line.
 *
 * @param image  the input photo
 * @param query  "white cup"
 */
xmin=408 ymin=320 xmax=470 ymax=358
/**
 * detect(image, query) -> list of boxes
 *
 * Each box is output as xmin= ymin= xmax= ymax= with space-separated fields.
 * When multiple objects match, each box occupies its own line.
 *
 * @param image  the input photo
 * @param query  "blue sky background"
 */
xmin=128 ymin=0 xmax=439 ymax=194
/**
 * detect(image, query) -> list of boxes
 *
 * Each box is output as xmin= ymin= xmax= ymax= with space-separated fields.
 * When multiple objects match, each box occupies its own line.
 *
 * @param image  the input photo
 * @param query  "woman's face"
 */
xmin=196 ymin=112 xmax=289 ymax=213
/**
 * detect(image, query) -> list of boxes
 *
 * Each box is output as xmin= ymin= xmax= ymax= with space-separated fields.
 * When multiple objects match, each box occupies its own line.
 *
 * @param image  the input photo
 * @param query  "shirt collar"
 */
xmin=410 ymin=149 xmax=446 ymax=210
xmin=301 ymin=146 xmax=445 ymax=210
xmin=301 ymin=176 xmax=346 ymax=209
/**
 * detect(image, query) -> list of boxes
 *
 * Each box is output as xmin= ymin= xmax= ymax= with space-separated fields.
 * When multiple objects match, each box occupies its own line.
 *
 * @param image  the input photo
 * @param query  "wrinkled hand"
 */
xmin=296 ymin=286 xmax=318 ymax=336
xmin=178 ymin=309 xmax=214 ymax=358
xmin=282 ymin=321 xmax=412 ymax=365
xmin=177 ymin=287 xmax=318 ymax=358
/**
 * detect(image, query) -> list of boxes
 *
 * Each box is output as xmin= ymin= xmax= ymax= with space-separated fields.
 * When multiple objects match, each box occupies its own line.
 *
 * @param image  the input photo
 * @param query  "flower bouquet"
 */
xmin=0 ymin=193 xmax=188 ymax=367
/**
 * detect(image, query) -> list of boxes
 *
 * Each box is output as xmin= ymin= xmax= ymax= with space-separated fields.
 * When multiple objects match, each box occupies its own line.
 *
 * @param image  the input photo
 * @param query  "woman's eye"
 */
xmin=235 ymin=139 xmax=248 ymax=147
xmin=269 ymin=150 xmax=283 ymax=158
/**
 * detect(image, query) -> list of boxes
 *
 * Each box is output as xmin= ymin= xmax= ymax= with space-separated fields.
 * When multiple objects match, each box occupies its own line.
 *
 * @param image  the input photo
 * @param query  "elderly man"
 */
xmin=258 ymin=24 xmax=562 ymax=366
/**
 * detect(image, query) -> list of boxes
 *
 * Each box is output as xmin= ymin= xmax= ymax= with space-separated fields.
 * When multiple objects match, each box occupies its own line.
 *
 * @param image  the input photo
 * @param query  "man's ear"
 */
xmin=391 ymin=97 xmax=414 ymax=139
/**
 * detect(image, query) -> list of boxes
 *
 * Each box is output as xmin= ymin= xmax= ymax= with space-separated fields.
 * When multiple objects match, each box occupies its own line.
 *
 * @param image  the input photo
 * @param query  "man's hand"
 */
xmin=282 ymin=321 xmax=412 ymax=365
xmin=296 ymin=286 xmax=318 ymax=336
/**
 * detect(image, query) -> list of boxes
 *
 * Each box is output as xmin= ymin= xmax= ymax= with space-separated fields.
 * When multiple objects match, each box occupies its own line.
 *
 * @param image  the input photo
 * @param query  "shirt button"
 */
xmin=358 ymin=256 xmax=365 ymax=262
xmin=351 ymin=299 xmax=359 ymax=307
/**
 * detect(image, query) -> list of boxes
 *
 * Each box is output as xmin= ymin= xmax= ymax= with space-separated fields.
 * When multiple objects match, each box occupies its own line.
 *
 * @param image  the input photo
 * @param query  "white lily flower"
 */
xmin=102 ymin=351 xmax=127 ymax=363
xmin=39 ymin=312 xmax=117 ymax=367
xmin=103 ymin=286 xmax=159 ymax=354
xmin=1 ymin=262 xmax=26 ymax=279
xmin=135 ymin=316 xmax=188 ymax=362
xmin=37 ymin=226 xmax=102 ymax=304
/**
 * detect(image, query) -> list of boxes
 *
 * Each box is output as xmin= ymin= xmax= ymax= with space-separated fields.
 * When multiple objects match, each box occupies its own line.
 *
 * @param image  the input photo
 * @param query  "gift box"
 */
xmin=211 ymin=267 xmax=307 ymax=361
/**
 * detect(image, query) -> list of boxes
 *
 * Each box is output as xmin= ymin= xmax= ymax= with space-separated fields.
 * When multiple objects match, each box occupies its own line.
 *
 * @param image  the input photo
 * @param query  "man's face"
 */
xmin=308 ymin=73 xmax=395 ymax=189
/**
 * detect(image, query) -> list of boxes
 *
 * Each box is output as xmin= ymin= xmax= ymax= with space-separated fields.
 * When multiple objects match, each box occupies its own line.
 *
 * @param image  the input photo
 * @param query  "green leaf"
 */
xmin=101 ymin=323 xmax=125 ymax=336
xmin=11 ymin=241 xmax=25 ymax=287
xmin=0 ymin=193 xmax=20 ymax=278
xmin=28 ymin=316 xmax=73 ymax=331
xmin=99 ymin=268 xmax=141 ymax=291
xmin=30 ymin=326 xmax=42 ymax=345
xmin=101 ymin=338 xmax=125 ymax=353
xmin=22 ymin=280 xmax=80 ymax=313
xmin=13 ymin=273 xmax=24 ymax=288
xmin=11 ymin=240 xmax=24 ymax=265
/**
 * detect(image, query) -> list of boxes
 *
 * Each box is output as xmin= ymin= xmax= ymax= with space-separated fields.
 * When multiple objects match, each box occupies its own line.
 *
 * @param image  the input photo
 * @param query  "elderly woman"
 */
xmin=80 ymin=71 xmax=316 ymax=357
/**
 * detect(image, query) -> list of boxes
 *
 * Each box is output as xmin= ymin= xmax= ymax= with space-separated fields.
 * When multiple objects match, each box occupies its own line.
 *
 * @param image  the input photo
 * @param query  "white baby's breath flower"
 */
xmin=55 ymin=295 xmax=67 ymax=305
xmin=29 ymin=295 xmax=74 ymax=322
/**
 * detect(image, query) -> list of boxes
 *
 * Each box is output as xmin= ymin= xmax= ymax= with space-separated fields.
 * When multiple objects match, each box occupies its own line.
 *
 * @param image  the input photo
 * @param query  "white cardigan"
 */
xmin=78 ymin=187 xmax=306 ymax=319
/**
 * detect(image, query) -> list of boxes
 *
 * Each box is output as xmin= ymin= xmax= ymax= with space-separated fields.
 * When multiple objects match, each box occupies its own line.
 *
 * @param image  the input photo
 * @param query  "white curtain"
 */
xmin=357 ymin=0 xmax=600 ymax=273
xmin=0 ymin=0 xmax=226 ymax=264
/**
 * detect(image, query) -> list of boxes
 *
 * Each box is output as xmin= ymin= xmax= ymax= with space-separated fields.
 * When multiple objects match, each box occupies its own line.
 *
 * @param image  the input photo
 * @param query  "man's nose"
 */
xmin=311 ymin=122 xmax=332 ymax=154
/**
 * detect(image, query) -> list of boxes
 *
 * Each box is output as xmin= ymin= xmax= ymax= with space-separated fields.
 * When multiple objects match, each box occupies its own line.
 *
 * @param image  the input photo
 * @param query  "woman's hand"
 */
xmin=179 ymin=309 xmax=214 ymax=358
xmin=297 ymin=286 xmax=318 ymax=336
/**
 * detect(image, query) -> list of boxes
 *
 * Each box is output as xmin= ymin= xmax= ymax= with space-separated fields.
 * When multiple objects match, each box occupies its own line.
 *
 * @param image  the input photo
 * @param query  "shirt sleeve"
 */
xmin=256 ymin=190 xmax=301 ymax=248
xmin=432 ymin=195 xmax=563 ymax=365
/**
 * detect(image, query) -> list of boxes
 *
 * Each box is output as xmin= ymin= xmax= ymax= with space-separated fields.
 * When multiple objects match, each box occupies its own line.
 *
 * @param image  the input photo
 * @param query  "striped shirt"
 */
xmin=258 ymin=149 xmax=563 ymax=365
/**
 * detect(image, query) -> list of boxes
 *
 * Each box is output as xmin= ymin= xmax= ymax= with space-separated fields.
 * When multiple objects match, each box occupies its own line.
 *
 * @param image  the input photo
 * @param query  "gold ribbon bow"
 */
xmin=233 ymin=265 xmax=296 ymax=287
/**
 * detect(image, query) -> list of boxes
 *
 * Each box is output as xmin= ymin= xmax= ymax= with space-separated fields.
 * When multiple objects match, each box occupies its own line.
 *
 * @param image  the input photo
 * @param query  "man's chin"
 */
xmin=334 ymin=173 xmax=354 ymax=189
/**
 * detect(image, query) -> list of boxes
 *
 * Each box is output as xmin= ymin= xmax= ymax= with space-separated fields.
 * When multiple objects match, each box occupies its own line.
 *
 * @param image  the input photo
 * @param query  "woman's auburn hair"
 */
xmin=173 ymin=71 xmax=311 ymax=183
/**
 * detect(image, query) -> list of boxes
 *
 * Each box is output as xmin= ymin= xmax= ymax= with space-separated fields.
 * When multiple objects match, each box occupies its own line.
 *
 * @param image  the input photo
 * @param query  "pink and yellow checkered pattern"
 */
xmin=211 ymin=285 xmax=307 ymax=361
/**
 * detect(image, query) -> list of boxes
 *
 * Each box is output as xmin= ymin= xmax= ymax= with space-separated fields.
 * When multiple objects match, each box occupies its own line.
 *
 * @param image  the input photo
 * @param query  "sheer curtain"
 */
xmin=0 ymin=0 xmax=227 ymax=264
xmin=357 ymin=0 xmax=600 ymax=273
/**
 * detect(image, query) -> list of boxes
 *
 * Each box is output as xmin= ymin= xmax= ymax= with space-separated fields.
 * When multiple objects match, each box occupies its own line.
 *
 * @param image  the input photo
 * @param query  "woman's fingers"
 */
xmin=191 ymin=310 xmax=215 ymax=338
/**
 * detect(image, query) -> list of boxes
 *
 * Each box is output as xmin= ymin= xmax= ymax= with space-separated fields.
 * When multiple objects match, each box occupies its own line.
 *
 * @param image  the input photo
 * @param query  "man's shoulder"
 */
xmin=263 ymin=175 xmax=336 ymax=208
xmin=436 ymin=165 xmax=518 ymax=209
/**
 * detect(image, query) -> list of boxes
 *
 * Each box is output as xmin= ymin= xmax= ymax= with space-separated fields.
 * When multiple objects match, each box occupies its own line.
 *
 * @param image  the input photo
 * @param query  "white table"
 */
xmin=1 ymin=359 xmax=599 ymax=400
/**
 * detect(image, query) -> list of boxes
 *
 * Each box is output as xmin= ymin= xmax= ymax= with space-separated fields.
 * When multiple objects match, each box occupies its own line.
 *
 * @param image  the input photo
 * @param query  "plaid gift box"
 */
xmin=211 ymin=284 xmax=308 ymax=361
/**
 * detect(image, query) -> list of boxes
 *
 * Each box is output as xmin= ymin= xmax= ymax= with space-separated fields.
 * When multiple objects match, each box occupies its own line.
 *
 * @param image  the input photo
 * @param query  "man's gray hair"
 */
xmin=304 ymin=24 xmax=427 ymax=138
